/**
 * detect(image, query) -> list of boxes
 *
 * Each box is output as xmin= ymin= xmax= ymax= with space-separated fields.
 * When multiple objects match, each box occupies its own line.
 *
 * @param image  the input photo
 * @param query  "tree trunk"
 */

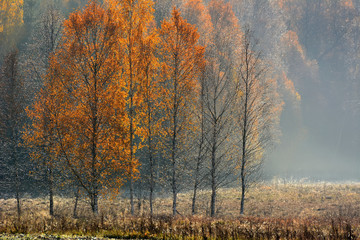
xmin=147 ymin=106 xmax=155 ymax=217
xmin=16 ymin=188 xmax=21 ymax=220
xmin=137 ymin=183 xmax=142 ymax=214
xmin=192 ymin=132 xmax=205 ymax=215
xmin=193 ymin=79 xmax=205 ymax=216
xmin=210 ymin=159 xmax=216 ymax=217
xmin=90 ymin=76 xmax=99 ymax=216
xmin=172 ymin=156 xmax=177 ymax=217
xmin=49 ymin=167 xmax=54 ymax=216
xmin=137 ymin=197 xmax=141 ymax=213
xmin=240 ymin=125 xmax=246 ymax=215
xmin=129 ymin=111 xmax=134 ymax=215
xmin=240 ymin=175 xmax=245 ymax=215
xmin=171 ymin=83 xmax=178 ymax=217
xmin=15 ymin=163 xmax=21 ymax=220
xmin=171 ymin=127 xmax=177 ymax=216
xmin=149 ymin=186 xmax=154 ymax=216
xmin=149 ymin=148 xmax=154 ymax=216
xmin=191 ymin=178 xmax=198 ymax=215
xmin=130 ymin=176 xmax=134 ymax=215
xmin=240 ymin=76 xmax=248 ymax=215
xmin=91 ymin=192 xmax=98 ymax=215
xmin=191 ymin=156 xmax=201 ymax=215
xmin=14 ymin=151 xmax=21 ymax=220
xmin=73 ymin=187 xmax=80 ymax=218
xmin=210 ymin=122 xmax=217 ymax=217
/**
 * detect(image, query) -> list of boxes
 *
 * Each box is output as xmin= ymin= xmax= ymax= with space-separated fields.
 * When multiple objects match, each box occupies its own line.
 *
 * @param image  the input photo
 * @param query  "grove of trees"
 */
xmin=0 ymin=0 xmax=286 ymax=218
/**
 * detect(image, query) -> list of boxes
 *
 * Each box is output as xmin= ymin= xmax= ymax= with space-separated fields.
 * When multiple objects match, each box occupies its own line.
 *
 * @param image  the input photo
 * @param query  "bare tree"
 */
xmin=205 ymin=0 xmax=241 ymax=217
xmin=0 ymin=50 xmax=26 ymax=220
xmin=180 ymin=0 xmax=213 ymax=216
xmin=204 ymin=50 xmax=238 ymax=217
xmin=137 ymin=33 xmax=163 ymax=217
xmin=190 ymin=71 xmax=209 ymax=215
xmin=24 ymin=6 xmax=63 ymax=216
xmin=159 ymin=8 xmax=205 ymax=216
xmin=26 ymin=5 xmax=63 ymax=91
xmin=236 ymin=27 xmax=282 ymax=215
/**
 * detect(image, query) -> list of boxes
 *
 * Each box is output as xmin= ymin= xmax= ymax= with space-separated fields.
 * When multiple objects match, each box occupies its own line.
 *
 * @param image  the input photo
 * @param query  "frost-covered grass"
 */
xmin=1 ymin=182 xmax=360 ymax=239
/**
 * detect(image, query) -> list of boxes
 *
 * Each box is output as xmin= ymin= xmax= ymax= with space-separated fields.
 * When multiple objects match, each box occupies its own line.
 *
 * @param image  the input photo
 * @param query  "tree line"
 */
xmin=0 ymin=0 xmax=282 ymax=219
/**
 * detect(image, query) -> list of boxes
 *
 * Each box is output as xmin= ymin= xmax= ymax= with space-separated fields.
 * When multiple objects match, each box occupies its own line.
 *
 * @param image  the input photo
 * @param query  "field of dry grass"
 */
xmin=1 ymin=181 xmax=360 ymax=239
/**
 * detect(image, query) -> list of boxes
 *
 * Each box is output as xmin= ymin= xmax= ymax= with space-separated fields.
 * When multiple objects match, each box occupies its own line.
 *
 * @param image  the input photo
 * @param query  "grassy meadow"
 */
xmin=1 ymin=181 xmax=360 ymax=239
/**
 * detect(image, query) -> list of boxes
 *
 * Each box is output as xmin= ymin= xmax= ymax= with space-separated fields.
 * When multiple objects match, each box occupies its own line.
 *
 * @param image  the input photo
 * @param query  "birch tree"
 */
xmin=23 ymin=6 xmax=63 ymax=216
xmin=205 ymin=0 xmax=241 ymax=217
xmin=181 ymin=0 xmax=213 ymax=215
xmin=236 ymin=27 xmax=282 ymax=215
xmin=107 ymin=0 xmax=155 ymax=215
xmin=159 ymin=8 xmax=204 ymax=216
xmin=25 ymin=2 xmax=128 ymax=215
xmin=137 ymin=29 xmax=163 ymax=216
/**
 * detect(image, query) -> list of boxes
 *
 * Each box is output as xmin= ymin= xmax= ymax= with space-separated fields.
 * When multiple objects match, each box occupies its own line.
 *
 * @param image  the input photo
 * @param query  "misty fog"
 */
xmin=227 ymin=0 xmax=360 ymax=181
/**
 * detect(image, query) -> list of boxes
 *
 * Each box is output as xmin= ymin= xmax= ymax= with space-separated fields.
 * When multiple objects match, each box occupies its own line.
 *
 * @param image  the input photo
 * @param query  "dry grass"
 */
xmin=1 ymin=182 xmax=360 ymax=239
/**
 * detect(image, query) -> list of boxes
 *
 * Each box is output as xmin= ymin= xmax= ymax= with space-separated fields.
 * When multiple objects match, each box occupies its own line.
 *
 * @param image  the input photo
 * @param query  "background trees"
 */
xmin=25 ymin=5 xmax=63 ymax=90
xmin=0 ymin=0 xmax=24 ymax=57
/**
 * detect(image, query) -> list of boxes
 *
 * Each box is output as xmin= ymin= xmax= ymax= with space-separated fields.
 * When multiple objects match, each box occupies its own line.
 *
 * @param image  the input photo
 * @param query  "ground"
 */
xmin=1 ymin=181 xmax=360 ymax=239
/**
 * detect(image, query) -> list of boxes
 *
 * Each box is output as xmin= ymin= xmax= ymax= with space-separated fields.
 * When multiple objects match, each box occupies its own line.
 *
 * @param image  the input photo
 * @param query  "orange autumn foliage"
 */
xmin=106 ymin=0 xmax=156 ymax=214
xmin=0 ymin=0 xmax=24 ymax=54
xmin=0 ymin=0 xmax=23 ymax=33
xmin=282 ymin=30 xmax=306 ymax=60
xmin=282 ymin=71 xmax=301 ymax=102
xmin=114 ymin=0 xmax=154 ymax=168
xmin=137 ymin=30 xmax=163 ymax=143
xmin=341 ymin=0 xmax=354 ymax=8
xmin=24 ymin=1 xmax=128 ymax=213
xmin=181 ymin=0 xmax=213 ymax=46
